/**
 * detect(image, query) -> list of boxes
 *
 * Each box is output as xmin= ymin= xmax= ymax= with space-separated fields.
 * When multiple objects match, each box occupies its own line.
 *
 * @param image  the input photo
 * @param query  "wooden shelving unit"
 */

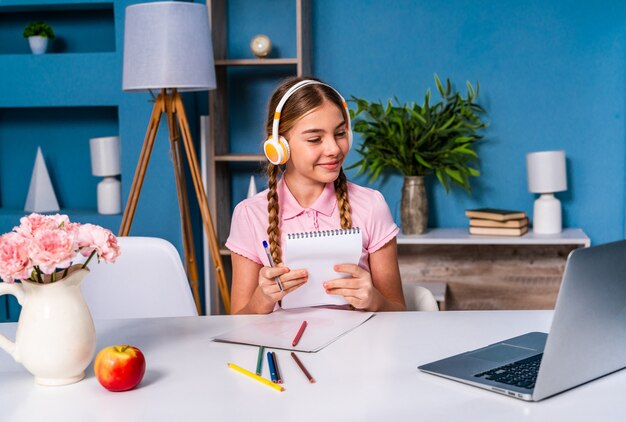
xmin=205 ymin=0 xmax=310 ymax=313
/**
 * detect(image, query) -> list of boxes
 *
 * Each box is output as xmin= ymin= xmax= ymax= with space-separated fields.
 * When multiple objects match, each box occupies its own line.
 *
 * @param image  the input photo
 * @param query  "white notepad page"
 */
xmin=212 ymin=307 xmax=374 ymax=352
xmin=281 ymin=227 xmax=362 ymax=309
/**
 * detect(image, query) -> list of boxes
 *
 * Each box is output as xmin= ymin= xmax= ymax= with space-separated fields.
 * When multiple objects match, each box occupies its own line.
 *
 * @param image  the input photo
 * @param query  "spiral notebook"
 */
xmin=281 ymin=227 xmax=362 ymax=310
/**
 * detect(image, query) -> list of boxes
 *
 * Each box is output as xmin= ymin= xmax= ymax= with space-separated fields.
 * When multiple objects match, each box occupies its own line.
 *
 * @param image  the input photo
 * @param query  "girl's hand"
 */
xmin=258 ymin=264 xmax=308 ymax=302
xmin=323 ymin=264 xmax=382 ymax=310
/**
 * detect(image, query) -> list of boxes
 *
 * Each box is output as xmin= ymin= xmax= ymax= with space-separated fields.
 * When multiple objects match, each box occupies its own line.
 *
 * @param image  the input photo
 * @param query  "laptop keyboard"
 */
xmin=474 ymin=353 xmax=543 ymax=389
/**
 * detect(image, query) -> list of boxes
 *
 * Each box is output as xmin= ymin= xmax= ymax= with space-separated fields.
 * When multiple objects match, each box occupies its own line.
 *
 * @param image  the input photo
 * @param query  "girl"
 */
xmin=226 ymin=76 xmax=405 ymax=314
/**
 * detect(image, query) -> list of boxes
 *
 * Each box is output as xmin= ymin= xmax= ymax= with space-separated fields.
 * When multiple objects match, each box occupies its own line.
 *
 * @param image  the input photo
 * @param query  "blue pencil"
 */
xmin=267 ymin=351 xmax=278 ymax=383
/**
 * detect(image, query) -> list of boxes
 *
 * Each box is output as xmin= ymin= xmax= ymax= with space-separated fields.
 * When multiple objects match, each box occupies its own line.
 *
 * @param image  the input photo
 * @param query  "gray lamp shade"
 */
xmin=123 ymin=1 xmax=216 ymax=91
xmin=526 ymin=150 xmax=567 ymax=193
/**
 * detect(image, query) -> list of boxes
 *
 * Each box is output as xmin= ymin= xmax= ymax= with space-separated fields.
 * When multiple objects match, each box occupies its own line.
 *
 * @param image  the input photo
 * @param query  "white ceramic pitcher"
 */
xmin=0 ymin=265 xmax=96 ymax=386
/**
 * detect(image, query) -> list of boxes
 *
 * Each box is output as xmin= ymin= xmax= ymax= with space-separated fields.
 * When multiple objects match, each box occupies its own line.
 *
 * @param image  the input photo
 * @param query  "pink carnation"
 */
xmin=29 ymin=228 xmax=76 ymax=274
xmin=1 ymin=213 xmax=121 ymax=283
xmin=76 ymin=224 xmax=121 ymax=263
xmin=15 ymin=213 xmax=71 ymax=239
xmin=0 ymin=232 xmax=32 ymax=282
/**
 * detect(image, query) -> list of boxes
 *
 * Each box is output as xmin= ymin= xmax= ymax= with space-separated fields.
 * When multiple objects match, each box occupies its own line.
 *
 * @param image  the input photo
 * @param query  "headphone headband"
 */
xmin=265 ymin=80 xmax=352 ymax=165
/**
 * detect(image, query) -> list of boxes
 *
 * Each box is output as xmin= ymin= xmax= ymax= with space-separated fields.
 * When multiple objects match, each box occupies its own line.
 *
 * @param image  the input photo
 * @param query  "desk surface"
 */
xmin=397 ymin=228 xmax=590 ymax=246
xmin=0 ymin=311 xmax=624 ymax=421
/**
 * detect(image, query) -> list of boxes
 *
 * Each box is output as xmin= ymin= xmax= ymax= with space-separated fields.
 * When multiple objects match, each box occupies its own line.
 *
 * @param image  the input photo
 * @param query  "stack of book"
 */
xmin=465 ymin=208 xmax=529 ymax=236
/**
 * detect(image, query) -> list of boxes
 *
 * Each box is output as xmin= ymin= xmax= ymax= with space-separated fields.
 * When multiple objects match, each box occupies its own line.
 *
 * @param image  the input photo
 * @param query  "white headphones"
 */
xmin=263 ymin=80 xmax=352 ymax=165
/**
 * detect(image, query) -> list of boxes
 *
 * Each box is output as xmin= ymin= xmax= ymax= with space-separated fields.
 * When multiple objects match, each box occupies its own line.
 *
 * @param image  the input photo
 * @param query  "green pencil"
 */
xmin=256 ymin=346 xmax=265 ymax=375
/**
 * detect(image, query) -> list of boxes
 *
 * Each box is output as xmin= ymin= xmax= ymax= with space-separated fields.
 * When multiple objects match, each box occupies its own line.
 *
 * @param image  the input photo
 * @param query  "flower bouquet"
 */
xmin=0 ymin=213 xmax=120 ymax=283
xmin=0 ymin=213 xmax=121 ymax=385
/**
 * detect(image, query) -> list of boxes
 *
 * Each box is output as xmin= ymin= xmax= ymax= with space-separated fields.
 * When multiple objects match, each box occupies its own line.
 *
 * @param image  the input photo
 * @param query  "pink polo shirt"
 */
xmin=226 ymin=178 xmax=399 ymax=272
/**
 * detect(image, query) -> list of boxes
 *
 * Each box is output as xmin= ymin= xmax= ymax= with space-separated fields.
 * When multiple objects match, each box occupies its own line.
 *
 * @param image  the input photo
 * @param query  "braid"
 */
xmin=334 ymin=168 xmax=352 ymax=229
xmin=266 ymin=164 xmax=283 ymax=264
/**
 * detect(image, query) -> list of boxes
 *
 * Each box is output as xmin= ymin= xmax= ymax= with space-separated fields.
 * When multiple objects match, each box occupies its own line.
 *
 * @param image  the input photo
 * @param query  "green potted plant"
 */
xmin=349 ymin=75 xmax=487 ymax=234
xmin=23 ymin=21 xmax=55 ymax=55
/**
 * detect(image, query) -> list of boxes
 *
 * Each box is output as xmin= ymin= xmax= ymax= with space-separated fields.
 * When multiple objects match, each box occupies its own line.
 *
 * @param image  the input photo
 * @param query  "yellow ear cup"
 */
xmin=263 ymin=136 xmax=290 ymax=165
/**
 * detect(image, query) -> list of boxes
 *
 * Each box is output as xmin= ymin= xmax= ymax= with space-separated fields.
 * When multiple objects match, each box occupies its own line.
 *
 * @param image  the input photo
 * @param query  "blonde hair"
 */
xmin=265 ymin=76 xmax=352 ymax=264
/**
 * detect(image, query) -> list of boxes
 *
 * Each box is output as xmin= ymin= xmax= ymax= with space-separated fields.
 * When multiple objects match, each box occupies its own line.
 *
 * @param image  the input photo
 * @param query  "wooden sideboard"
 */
xmin=397 ymin=228 xmax=590 ymax=310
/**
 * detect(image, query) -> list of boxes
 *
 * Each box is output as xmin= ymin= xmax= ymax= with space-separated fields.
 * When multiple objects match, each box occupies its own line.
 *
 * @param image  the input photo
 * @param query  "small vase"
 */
xmin=401 ymin=176 xmax=428 ymax=234
xmin=28 ymin=36 xmax=48 ymax=55
xmin=0 ymin=265 xmax=96 ymax=386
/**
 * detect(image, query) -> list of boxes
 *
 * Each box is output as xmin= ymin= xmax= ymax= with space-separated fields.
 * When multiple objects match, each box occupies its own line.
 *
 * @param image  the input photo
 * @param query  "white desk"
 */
xmin=397 ymin=228 xmax=590 ymax=246
xmin=0 ymin=312 xmax=624 ymax=421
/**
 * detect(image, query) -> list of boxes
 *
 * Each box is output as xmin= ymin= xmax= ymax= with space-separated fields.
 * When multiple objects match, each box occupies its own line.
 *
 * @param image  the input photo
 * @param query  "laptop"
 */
xmin=418 ymin=239 xmax=626 ymax=401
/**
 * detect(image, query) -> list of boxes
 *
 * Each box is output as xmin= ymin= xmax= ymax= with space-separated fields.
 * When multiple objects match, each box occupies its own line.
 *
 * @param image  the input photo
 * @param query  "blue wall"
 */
xmin=2 ymin=0 xmax=625 ymax=319
xmin=229 ymin=0 xmax=626 ymax=245
xmin=308 ymin=0 xmax=626 ymax=245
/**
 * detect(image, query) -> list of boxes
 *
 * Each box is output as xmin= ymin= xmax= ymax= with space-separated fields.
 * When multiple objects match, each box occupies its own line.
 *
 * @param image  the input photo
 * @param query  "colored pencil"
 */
xmin=267 ymin=351 xmax=278 ymax=383
xmin=292 ymin=320 xmax=308 ymax=347
xmin=255 ymin=346 xmax=265 ymax=375
xmin=272 ymin=351 xmax=283 ymax=384
xmin=227 ymin=363 xmax=284 ymax=392
xmin=291 ymin=352 xmax=315 ymax=383
xmin=262 ymin=240 xmax=284 ymax=291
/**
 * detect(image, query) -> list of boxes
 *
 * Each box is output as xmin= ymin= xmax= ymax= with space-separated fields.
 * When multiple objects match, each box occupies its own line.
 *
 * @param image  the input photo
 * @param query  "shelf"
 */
xmin=214 ymin=154 xmax=265 ymax=162
xmin=215 ymin=58 xmax=298 ymax=67
xmin=0 ymin=1 xmax=112 ymax=11
xmin=397 ymin=228 xmax=590 ymax=246
xmin=0 ymin=4 xmax=115 ymax=55
xmin=0 ymin=106 xmax=119 ymax=215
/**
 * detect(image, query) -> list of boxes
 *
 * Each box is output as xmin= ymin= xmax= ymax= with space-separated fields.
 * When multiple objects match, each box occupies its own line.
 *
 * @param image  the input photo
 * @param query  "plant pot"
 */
xmin=28 ymin=36 xmax=48 ymax=54
xmin=401 ymin=176 xmax=428 ymax=234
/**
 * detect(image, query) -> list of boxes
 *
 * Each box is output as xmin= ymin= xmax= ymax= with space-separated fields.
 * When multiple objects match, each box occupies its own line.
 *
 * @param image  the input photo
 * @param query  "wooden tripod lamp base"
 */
xmin=119 ymin=89 xmax=231 ymax=315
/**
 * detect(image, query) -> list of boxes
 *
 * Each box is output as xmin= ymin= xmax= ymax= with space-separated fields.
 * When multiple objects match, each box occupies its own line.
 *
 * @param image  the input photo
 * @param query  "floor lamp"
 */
xmin=121 ymin=2 xmax=230 ymax=314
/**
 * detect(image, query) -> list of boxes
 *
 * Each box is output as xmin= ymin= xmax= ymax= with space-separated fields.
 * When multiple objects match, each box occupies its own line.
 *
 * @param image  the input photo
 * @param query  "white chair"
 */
xmin=81 ymin=236 xmax=198 ymax=319
xmin=402 ymin=282 xmax=440 ymax=311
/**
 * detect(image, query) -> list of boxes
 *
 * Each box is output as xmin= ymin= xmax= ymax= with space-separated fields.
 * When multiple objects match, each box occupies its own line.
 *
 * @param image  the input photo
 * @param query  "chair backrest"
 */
xmin=81 ymin=236 xmax=198 ymax=319
xmin=402 ymin=283 xmax=440 ymax=312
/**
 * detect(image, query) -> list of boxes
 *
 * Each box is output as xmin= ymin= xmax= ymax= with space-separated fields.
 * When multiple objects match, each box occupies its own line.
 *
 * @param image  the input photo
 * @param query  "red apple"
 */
xmin=94 ymin=345 xmax=146 ymax=392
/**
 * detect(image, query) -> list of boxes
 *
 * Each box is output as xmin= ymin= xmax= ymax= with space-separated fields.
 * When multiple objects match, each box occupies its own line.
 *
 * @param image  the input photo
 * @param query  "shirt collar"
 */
xmin=279 ymin=178 xmax=337 ymax=220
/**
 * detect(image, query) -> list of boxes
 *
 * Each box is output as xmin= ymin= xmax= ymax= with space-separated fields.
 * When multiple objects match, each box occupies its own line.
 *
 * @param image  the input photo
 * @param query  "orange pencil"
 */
xmin=292 ymin=320 xmax=307 ymax=347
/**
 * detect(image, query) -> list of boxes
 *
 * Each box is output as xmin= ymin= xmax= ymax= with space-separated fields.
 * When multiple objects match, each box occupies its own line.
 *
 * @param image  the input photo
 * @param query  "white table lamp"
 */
xmin=526 ymin=150 xmax=567 ymax=234
xmin=90 ymin=136 xmax=121 ymax=215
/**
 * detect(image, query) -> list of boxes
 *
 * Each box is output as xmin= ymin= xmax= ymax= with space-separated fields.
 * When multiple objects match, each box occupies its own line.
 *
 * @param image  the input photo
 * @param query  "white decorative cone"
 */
xmin=25 ymin=147 xmax=60 ymax=212
xmin=247 ymin=176 xmax=257 ymax=198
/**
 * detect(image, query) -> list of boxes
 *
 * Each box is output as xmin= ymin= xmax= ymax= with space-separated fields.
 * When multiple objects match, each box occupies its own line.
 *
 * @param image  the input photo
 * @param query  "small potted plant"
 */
xmin=349 ymin=75 xmax=488 ymax=234
xmin=23 ymin=21 xmax=55 ymax=55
